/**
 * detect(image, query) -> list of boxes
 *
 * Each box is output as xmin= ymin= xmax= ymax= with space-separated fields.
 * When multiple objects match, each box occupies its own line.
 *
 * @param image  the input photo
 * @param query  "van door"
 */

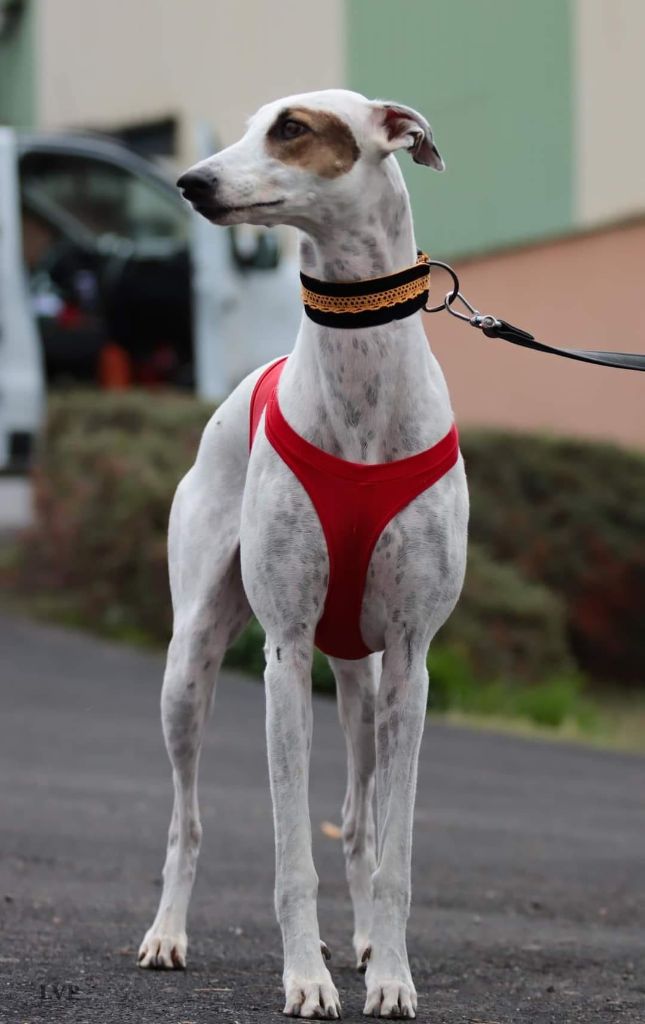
xmin=0 ymin=127 xmax=44 ymax=471
xmin=188 ymin=121 xmax=301 ymax=401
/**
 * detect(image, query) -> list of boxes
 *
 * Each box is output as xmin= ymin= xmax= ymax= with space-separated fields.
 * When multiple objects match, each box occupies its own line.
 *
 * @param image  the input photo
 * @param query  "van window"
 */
xmin=20 ymin=151 xmax=187 ymax=245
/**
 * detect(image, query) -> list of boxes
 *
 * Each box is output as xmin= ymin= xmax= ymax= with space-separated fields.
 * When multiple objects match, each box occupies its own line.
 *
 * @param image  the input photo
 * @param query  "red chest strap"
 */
xmin=249 ymin=357 xmax=288 ymax=450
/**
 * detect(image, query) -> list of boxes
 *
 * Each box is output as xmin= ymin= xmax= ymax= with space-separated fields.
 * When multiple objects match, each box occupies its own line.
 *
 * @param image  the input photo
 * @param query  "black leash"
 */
xmin=425 ymin=260 xmax=645 ymax=372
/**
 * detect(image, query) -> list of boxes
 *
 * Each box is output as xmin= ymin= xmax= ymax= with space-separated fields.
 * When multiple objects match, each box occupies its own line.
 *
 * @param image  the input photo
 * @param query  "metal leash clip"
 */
xmin=443 ymin=290 xmax=502 ymax=333
xmin=424 ymin=260 xmax=501 ymax=331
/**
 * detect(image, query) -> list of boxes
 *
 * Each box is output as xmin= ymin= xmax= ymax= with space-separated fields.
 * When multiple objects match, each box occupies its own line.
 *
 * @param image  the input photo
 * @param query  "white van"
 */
xmin=0 ymin=126 xmax=300 ymax=472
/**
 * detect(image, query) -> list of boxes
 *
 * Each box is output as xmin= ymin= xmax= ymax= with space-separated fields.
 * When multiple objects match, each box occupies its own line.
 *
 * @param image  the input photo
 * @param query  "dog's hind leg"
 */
xmin=137 ymin=501 xmax=250 ymax=969
xmin=329 ymin=654 xmax=379 ymax=971
xmin=137 ymin=381 xmax=255 ymax=970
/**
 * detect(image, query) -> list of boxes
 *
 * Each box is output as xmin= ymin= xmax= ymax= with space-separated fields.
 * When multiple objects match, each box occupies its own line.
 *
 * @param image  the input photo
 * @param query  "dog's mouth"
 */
xmin=190 ymin=198 xmax=285 ymax=222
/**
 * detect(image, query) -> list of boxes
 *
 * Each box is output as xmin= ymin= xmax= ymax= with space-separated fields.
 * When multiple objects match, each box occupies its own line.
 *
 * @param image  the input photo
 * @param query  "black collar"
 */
xmin=301 ymin=251 xmax=430 ymax=329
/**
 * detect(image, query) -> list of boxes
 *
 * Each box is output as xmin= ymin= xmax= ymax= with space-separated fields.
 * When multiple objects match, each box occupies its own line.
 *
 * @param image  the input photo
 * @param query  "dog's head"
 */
xmin=177 ymin=89 xmax=443 ymax=233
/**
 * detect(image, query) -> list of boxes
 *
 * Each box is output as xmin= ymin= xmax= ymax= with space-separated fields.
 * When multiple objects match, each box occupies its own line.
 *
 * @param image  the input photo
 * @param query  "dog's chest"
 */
xmin=241 ymin=434 xmax=467 ymax=656
xmin=278 ymin=327 xmax=452 ymax=463
xmin=241 ymin=326 xmax=465 ymax=657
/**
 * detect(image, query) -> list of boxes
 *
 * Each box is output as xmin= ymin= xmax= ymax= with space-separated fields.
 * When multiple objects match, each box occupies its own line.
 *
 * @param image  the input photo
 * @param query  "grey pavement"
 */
xmin=0 ymin=612 xmax=644 ymax=1024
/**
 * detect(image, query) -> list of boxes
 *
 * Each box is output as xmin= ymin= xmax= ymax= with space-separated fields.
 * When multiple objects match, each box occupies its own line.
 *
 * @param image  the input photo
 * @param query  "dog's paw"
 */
xmin=137 ymin=928 xmax=187 ymax=970
xmin=283 ymin=968 xmax=341 ymax=1018
xmin=363 ymin=979 xmax=416 ymax=1018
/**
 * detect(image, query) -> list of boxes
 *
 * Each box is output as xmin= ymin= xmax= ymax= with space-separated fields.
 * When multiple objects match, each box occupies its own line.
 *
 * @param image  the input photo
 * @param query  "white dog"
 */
xmin=137 ymin=89 xmax=468 ymax=1019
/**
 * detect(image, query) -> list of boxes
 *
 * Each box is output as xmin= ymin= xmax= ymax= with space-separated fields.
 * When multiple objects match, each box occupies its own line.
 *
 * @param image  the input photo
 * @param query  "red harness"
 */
xmin=249 ymin=358 xmax=460 ymax=660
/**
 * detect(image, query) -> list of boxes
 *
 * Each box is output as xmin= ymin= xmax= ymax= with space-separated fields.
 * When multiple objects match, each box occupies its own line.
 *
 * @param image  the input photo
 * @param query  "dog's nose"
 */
xmin=176 ymin=168 xmax=217 ymax=199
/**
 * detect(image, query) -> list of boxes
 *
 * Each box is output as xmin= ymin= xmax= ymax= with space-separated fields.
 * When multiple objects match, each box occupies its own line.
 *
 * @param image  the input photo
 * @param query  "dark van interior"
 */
xmin=19 ymin=146 xmax=194 ymax=389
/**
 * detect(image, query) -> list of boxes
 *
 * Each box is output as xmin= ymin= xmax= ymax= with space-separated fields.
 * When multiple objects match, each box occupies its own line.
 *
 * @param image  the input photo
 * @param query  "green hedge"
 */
xmin=15 ymin=390 xmax=645 ymax=689
xmin=438 ymin=543 xmax=572 ymax=681
xmin=21 ymin=390 xmax=211 ymax=642
xmin=462 ymin=431 xmax=645 ymax=683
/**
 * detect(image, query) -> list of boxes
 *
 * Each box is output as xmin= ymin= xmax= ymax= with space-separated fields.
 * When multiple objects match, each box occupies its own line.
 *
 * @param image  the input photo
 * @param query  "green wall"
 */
xmin=0 ymin=0 xmax=36 ymax=127
xmin=347 ymin=0 xmax=573 ymax=259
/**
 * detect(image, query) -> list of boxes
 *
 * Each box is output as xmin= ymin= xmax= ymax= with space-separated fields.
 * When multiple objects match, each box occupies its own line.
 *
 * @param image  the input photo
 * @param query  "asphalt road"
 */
xmin=1 ymin=613 xmax=644 ymax=1024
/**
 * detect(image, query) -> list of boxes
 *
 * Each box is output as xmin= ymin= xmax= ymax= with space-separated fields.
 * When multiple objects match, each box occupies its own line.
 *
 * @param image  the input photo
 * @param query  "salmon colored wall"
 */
xmin=427 ymin=219 xmax=645 ymax=450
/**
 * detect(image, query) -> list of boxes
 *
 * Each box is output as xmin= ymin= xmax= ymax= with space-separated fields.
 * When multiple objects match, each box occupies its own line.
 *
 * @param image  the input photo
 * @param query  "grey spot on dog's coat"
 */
xmin=364 ymin=374 xmax=380 ymax=408
xmin=300 ymin=239 xmax=316 ymax=268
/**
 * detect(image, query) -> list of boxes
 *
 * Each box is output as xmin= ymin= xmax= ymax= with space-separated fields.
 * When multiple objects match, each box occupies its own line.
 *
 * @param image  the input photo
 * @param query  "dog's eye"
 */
xmin=280 ymin=119 xmax=309 ymax=141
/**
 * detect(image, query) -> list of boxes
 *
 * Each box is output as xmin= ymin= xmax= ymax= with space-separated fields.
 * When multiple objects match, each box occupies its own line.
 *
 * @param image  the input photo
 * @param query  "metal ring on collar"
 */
xmin=424 ymin=261 xmax=460 ymax=314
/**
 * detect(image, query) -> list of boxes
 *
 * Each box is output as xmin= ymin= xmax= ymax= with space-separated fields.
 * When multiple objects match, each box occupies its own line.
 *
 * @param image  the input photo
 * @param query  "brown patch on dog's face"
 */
xmin=266 ymin=107 xmax=360 ymax=178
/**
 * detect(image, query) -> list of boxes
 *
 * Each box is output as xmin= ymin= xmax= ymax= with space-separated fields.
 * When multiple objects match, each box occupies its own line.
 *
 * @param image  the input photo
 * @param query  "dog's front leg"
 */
xmin=329 ymin=654 xmax=378 ymax=970
xmin=265 ymin=639 xmax=341 ymax=1019
xmin=363 ymin=646 xmax=429 ymax=1019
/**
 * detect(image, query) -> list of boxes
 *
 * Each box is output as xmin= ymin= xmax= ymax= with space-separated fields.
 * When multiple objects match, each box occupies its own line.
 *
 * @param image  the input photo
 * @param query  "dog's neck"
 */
xmin=298 ymin=190 xmax=416 ymax=282
xmin=279 ymin=162 xmax=453 ymax=462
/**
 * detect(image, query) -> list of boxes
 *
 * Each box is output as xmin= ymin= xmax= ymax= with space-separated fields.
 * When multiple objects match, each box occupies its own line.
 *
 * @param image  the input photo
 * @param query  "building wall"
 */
xmin=347 ymin=0 xmax=575 ymax=259
xmin=428 ymin=219 xmax=645 ymax=451
xmin=573 ymin=0 xmax=645 ymax=226
xmin=0 ymin=0 xmax=36 ymax=126
xmin=36 ymin=0 xmax=344 ymax=163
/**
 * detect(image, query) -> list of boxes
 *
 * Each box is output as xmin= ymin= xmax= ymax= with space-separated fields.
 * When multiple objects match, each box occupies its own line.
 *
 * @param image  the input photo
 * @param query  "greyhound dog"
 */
xmin=137 ymin=90 xmax=468 ymax=1019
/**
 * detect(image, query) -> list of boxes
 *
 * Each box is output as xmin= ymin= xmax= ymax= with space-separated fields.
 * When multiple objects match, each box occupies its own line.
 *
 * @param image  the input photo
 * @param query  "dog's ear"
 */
xmin=371 ymin=101 xmax=445 ymax=171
